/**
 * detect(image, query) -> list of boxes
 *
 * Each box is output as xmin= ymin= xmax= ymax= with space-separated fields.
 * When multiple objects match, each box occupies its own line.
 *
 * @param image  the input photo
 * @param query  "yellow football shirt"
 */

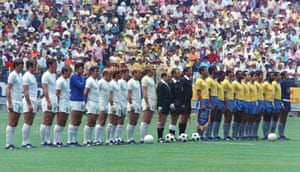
xmin=243 ymin=81 xmax=251 ymax=102
xmin=206 ymin=77 xmax=218 ymax=97
xmin=195 ymin=77 xmax=209 ymax=100
xmin=217 ymin=81 xmax=224 ymax=101
xmin=249 ymin=82 xmax=258 ymax=102
xmin=254 ymin=81 xmax=264 ymax=101
xmin=263 ymin=81 xmax=275 ymax=102
xmin=232 ymin=80 xmax=244 ymax=100
xmin=222 ymin=78 xmax=234 ymax=100
xmin=272 ymin=81 xmax=282 ymax=100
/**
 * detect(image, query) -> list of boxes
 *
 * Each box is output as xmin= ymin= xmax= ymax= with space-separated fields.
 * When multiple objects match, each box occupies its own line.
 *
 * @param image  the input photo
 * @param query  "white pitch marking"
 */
xmin=202 ymin=141 xmax=255 ymax=146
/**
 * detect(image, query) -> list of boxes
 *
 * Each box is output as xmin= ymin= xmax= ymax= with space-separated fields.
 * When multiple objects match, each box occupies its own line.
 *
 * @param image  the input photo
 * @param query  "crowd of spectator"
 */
xmin=0 ymin=0 xmax=299 ymax=84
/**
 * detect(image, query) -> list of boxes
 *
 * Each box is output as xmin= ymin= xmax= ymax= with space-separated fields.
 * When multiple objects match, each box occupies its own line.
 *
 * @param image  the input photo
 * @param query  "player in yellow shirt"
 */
xmin=248 ymin=71 xmax=259 ymax=140
xmin=195 ymin=66 xmax=209 ymax=140
xmin=232 ymin=71 xmax=244 ymax=140
xmin=205 ymin=66 xmax=218 ymax=140
xmin=222 ymin=69 xmax=235 ymax=140
xmin=213 ymin=71 xmax=225 ymax=140
xmin=262 ymin=72 xmax=275 ymax=139
xmin=270 ymin=72 xmax=282 ymax=134
xmin=240 ymin=71 xmax=251 ymax=140
xmin=253 ymin=70 xmax=264 ymax=139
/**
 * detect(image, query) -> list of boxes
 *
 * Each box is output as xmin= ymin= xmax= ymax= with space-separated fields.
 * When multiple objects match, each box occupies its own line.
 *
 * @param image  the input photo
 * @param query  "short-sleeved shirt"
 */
xmin=85 ymin=77 xmax=99 ymax=103
xmin=249 ymin=82 xmax=258 ymax=102
xmin=206 ymin=76 xmax=218 ymax=97
xmin=118 ymin=79 xmax=128 ymax=102
xmin=128 ymin=78 xmax=141 ymax=102
xmin=232 ymin=80 xmax=244 ymax=100
xmin=222 ymin=78 xmax=234 ymax=100
xmin=217 ymin=81 xmax=224 ymax=101
xmin=23 ymin=71 xmax=37 ymax=101
xmin=7 ymin=70 xmax=23 ymax=101
xmin=110 ymin=79 xmax=121 ymax=104
xmin=243 ymin=81 xmax=250 ymax=102
xmin=141 ymin=75 xmax=156 ymax=101
xmin=272 ymin=81 xmax=281 ymax=100
xmin=56 ymin=76 xmax=70 ymax=101
xmin=42 ymin=71 xmax=56 ymax=96
xmin=195 ymin=77 xmax=209 ymax=99
xmin=263 ymin=81 xmax=275 ymax=102
xmin=255 ymin=81 xmax=264 ymax=101
xmin=98 ymin=79 xmax=111 ymax=105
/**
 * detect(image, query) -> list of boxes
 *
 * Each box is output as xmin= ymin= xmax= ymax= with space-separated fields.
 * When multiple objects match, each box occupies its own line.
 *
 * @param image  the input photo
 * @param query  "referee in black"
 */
xmin=179 ymin=67 xmax=193 ymax=135
xmin=168 ymin=68 xmax=184 ymax=137
xmin=157 ymin=72 xmax=171 ymax=143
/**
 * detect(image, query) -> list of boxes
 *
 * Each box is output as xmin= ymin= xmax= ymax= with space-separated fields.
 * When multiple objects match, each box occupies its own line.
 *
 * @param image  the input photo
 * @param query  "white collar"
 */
xmin=184 ymin=75 xmax=190 ymax=80
xmin=172 ymin=78 xmax=179 ymax=83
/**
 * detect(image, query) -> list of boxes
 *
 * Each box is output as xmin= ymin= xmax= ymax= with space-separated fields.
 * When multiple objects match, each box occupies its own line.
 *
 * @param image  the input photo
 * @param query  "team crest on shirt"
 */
xmin=197 ymin=109 xmax=211 ymax=131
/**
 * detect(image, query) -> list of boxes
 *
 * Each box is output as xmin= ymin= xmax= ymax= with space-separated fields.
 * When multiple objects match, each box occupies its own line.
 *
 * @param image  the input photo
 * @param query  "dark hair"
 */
xmin=208 ymin=65 xmax=217 ymax=75
xmin=198 ymin=66 xmax=207 ymax=74
xmin=112 ymin=69 xmax=120 ymax=78
xmin=61 ymin=65 xmax=71 ymax=74
xmin=121 ymin=68 xmax=129 ymax=74
xmin=13 ymin=59 xmax=24 ymax=68
xmin=89 ymin=66 xmax=99 ymax=73
xmin=256 ymin=70 xmax=263 ymax=76
xmin=161 ymin=72 xmax=167 ymax=78
xmin=217 ymin=71 xmax=225 ymax=77
xmin=74 ymin=62 xmax=84 ymax=71
xmin=281 ymin=71 xmax=287 ymax=77
xmin=235 ymin=70 xmax=242 ymax=76
xmin=242 ymin=70 xmax=248 ymax=76
xmin=46 ymin=58 xmax=56 ymax=68
xmin=250 ymin=71 xmax=257 ymax=77
xmin=225 ymin=69 xmax=233 ymax=76
xmin=183 ymin=67 xmax=191 ymax=74
xmin=26 ymin=59 xmax=36 ymax=69
xmin=171 ymin=68 xmax=179 ymax=76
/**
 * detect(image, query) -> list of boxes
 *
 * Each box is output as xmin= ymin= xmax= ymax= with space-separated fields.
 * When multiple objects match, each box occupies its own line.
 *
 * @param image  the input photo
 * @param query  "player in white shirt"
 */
xmin=94 ymin=68 xmax=111 ymax=145
xmin=115 ymin=68 xmax=129 ymax=144
xmin=5 ymin=59 xmax=24 ymax=150
xmin=40 ymin=58 xmax=57 ymax=146
xmin=83 ymin=66 xmax=100 ymax=146
xmin=106 ymin=69 xmax=122 ymax=145
xmin=22 ymin=60 xmax=38 ymax=148
xmin=126 ymin=68 xmax=142 ymax=144
xmin=53 ymin=66 xmax=72 ymax=147
xmin=140 ymin=64 xmax=157 ymax=143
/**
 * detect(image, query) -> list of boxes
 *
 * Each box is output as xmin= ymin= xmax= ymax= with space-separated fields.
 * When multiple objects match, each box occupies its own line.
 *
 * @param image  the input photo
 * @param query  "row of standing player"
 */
xmin=5 ymin=58 xmax=290 ymax=149
xmin=193 ymin=66 xmax=290 ymax=141
xmin=5 ymin=58 xmax=160 ymax=149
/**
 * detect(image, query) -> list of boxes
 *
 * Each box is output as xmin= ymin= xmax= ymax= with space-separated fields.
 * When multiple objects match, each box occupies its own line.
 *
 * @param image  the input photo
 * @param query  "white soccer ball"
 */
xmin=191 ymin=132 xmax=201 ymax=141
xmin=179 ymin=133 xmax=188 ymax=142
xmin=144 ymin=135 xmax=154 ymax=144
xmin=165 ymin=133 xmax=176 ymax=143
xmin=267 ymin=133 xmax=277 ymax=141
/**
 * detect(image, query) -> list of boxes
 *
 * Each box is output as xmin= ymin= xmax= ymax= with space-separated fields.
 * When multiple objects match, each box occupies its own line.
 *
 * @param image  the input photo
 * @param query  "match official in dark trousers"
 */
xmin=157 ymin=72 xmax=171 ymax=143
xmin=179 ymin=67 xmax=193 ymax=135
xmin=168 ymin=68 xmax=184 ymax=136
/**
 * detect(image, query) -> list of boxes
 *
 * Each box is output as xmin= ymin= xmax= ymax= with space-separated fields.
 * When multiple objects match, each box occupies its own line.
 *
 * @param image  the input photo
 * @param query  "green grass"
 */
xmin=0 ymin=111 xmax=299 ymax=172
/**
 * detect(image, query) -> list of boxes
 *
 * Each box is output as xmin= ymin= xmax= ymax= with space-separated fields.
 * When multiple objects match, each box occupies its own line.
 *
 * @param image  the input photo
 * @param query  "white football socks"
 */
xmin=22 ymin=124 xmax=31 ymax=145
xmin=127 ymin=124 xmax=135 ymax=141
xmin=6 ymin=126 xmax=16 ymax=146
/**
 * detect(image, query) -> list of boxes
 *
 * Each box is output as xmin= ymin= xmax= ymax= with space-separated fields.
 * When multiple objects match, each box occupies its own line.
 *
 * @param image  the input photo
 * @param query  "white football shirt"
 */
xmin=85 ymin=76 xmax=99 ymax=103
xmin=7 ymin=70 xmax=23 ymax=101
xmin=23 ymin=71 xmax=37 ymax=101
xmin=42 ymin=71 xmax=56 ymax=96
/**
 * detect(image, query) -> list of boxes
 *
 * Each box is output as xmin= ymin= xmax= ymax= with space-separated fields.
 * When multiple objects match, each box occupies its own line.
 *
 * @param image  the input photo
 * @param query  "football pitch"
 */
xmin=0 ymin=111 xmax=299 ymax=172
